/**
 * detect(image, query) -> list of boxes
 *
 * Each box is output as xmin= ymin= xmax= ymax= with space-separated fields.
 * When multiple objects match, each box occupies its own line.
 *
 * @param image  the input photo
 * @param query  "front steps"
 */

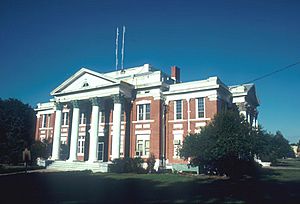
xmin=46 ymin=160 xmax=111 ymax=173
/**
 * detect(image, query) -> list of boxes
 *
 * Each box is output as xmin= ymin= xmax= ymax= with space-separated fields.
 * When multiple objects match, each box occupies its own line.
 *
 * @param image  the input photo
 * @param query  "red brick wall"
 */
xmin=166 ymin=97 xmax=219 ymax=164
xmin=130 ymin=96 xmax=162 ymax=160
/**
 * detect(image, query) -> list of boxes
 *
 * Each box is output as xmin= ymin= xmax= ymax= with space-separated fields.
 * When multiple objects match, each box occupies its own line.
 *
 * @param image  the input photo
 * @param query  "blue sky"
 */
xmin=0 ymin=0 xmax=299 ymax=143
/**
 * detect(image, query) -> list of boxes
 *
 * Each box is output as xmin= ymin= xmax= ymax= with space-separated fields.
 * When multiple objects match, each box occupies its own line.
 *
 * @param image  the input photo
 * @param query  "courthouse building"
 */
xmin=35 ymin=64 xmax=259 ymax=171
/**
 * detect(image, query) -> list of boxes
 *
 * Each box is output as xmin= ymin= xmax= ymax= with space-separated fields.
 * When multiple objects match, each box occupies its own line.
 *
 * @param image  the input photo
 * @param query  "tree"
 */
xmin=180 ymin=110 xmax=259 ymax=178
xmin=257 ymin=130 xmax=295 ymax=163
xmin=0 ymin=98 xmax=35 ymax=164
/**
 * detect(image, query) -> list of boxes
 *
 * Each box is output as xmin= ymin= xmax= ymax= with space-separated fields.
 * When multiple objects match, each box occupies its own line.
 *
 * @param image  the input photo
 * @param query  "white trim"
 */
xmin=168 ymin=119 xmax=187 ymax=123
xmin=38 ymin=110 xmax=55 ymax=115
xmin=135 ymin=130 xmax=151 ymax=135
xmin=189 ymin=118 xmax=210 ymax=121
xmin=173 ymin=124 xmax=183 ymax=129
xmin=136 ymin=100 xmax=152 ymax=105
xmin=132 ymin=120 xmax=154 ymax=124
xmin=135 ymin=124 xmax=143 ymax=129
xmin=172 ymin=130 xmax=184 ymax=135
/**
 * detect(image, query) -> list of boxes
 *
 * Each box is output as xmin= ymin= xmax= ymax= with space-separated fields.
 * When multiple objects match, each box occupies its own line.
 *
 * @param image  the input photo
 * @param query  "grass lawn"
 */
xmin=0 ymin=161 xmax=300 ymax=203
xmin=0 ymin=164 xmax=44 ymax=174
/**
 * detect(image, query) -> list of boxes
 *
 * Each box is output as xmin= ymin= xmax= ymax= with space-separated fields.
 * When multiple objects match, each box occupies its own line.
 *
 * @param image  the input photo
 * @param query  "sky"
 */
xmin=0 ymin=0 xmax=299 ymax=143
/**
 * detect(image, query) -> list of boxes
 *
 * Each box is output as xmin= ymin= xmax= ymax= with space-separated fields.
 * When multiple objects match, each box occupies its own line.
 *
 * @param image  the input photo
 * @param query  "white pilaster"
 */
xmin=51 ymin=103 xmax=62 ymax=160
xmin=187 ymin=98 xmax=191 ymax=133
xmin=68 ymin=100 xmax=80 ymax=161
xmin=112 ymin=95 xmax=122 ymax=160
xmin=88 ymin=98 xmax=100 ymax=163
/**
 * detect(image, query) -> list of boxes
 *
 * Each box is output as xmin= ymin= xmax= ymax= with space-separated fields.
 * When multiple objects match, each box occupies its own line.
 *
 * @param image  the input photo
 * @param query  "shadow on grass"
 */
xmin=0 ymin=170 xmax=299 ymax=204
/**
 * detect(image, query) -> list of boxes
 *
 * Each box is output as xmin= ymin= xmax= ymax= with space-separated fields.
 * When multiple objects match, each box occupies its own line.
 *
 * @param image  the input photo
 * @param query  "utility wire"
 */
xmin=243 ymin=60 xmax=300 ymax=84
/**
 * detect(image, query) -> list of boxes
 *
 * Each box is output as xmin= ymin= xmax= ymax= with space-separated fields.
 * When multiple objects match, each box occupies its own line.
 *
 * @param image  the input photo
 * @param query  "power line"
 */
xmin=243 ymin=60 xmax=300 ymax=84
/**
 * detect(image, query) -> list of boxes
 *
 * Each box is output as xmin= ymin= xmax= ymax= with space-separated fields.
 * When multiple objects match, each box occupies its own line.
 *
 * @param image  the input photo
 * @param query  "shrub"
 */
xmin=110 ymin=157 xmax=145 ymax=173
xmin=146 ymin=153 xmax=156 ymax=173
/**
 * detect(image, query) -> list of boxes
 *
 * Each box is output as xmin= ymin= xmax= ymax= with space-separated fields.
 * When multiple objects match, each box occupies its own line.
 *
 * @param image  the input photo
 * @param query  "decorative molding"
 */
xmin=71 ymin=100 xmax=80 ymax=108
xmin=54 ymin=102 xmax=63 ymax=111
xmin=90 ymin=97 xmax=100 ymax=106
xmin=112 ymin=94 xmax=124 ymax=104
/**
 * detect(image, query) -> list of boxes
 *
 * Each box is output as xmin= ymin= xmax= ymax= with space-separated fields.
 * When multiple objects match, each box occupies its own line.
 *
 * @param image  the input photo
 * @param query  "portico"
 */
xmin=50 ymin=68 xmax=133 ymax=162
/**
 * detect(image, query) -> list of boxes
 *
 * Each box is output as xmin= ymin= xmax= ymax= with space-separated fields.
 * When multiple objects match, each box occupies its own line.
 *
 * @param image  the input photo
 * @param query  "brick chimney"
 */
xmin=171 ymin=66 xmax=180 ymax=83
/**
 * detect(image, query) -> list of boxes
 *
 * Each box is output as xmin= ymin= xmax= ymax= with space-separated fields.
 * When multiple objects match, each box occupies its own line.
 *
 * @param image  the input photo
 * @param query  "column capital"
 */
xmin=71 ymin=100 xmax=80 ymax=108
xmin=112 ymin=94 xmax=125 ymax=104
xmin=54 ymin=102 xmax=63 ymax=111
xmin=90 ymin=97 xmax=99 ymax=106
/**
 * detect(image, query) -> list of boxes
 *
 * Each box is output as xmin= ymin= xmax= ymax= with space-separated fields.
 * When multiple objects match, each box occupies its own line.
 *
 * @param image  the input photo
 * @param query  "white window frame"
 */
xmin=120 ymin=135 xmax=125 ymax=156
xmin=42 ymin=114 xmax=47 ymax=128
xmin=135 ymin=134 xmax=150 ymax=157
xmin=196 ymin=97 xmax=205 ymax=119
xmin=174 ymin=100 xmax=183 ymax=120
xmin=62 ymin=112 xmax=69 ymax=126
xmin=77 ymin=136 xmax=85 ymax=156
xmin=173 ymin=134 xmax=183 ymax=158
xmin=80 ymin=113 xmax=86 ymax=125
xmin=99 ymin=111 xmax=105 ymax=124
xmin=97 ymin=142 xmax=104 ymax=161
xmin=137 ymin=104 xmax=151 ymax=121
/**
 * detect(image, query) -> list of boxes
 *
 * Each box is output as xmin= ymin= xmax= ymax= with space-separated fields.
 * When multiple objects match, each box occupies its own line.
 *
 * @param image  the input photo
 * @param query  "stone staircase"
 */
xmin=46 ymin=160 xmax=111 ymax=173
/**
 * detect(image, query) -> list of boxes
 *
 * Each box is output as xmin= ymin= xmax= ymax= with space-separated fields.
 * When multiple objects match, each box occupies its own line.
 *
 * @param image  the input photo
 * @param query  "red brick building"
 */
xmin=35 ymin=64 xmax=259 ymax=171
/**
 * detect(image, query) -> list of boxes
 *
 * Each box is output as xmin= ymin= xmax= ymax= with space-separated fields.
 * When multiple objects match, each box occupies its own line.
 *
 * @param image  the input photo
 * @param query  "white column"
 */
xmin=88 ymin=98 xmax=100 ymax=163
xmin=111 ymin=94 xmax=122 ymax=160
xmin=51 ymin=103 xmax=62 ymax=160
xmin=68 ymin=100 xmax=80 ymax=162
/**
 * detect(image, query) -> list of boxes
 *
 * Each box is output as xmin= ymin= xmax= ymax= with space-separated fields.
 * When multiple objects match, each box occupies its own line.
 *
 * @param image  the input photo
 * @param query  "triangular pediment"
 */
xmin=51 ymin=68 xmax=120 ymax=95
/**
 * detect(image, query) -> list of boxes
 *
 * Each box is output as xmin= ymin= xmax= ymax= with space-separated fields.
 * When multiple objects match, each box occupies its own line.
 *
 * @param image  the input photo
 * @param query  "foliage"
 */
xmin=180 ymin=110 xmax=260 ymax=178
xmin=0 ymin=98 xmax=35 ymax=164
xmin=31 ymin=140 xmax=49 ymax=161
xmin=110 ymin=157 xmax=146 ymax=173
xmin=146 ymin=153 xmax=156 ymax=173
xmin=257 ymin=130 xmax=295 ymax=163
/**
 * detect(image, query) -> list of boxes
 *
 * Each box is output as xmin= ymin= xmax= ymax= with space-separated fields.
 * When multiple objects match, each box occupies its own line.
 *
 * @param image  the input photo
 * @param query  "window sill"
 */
xmin=132 ymin=120 xmax=154 ymax=124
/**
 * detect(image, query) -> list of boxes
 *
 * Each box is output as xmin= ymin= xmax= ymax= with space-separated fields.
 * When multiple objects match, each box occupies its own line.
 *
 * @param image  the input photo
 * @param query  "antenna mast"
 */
xmin=121 ymin=26 xmax=126 ymax=70
xmin=115 ymin=27 xmax=119 ymax=71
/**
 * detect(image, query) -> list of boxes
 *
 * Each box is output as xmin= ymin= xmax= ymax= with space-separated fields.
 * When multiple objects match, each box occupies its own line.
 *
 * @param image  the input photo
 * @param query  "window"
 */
xmin=99 ymin=111 xmax=105 ymax=123
xmin=77 ymin=136 xmax=85 ymax=155
xmin=120 ymin=135 xmax=124 ymax=156
xmin=175 ymin=100 xmax=182 ymax=120
xmin=121 ymin=109 xmax=125 ymax=122
xmin=137 ymin=104 xmax=151 ymax=121
xmin=80 ymin=113 xmax=86 ymax=124
xmin=62 ymin=112 xmax=69 ymax=126
xmin=173 ymin=133 xmax=183 ymax=158
xmin=42 ymin=114 xmax=47 ymax=128
xmin=145 ymin=104 xmax=150 ymax=120
xmin=197 ymin=98 xmax=205 ymax=118
xmin=135 ymin=135 xmax=150 ymax=157
xmin=173 ymin=139 xmax=182 ymax=158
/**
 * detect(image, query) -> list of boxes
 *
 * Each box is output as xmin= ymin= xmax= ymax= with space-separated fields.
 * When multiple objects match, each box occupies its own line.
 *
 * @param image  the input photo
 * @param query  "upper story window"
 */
xmin=197 ymin=97 xmax=205 ymax=118
xmin=42 ymin=114 xmax=47 ymax=128
xmin=121 ymin=108 xmax=125 ymax=122
xmin=62 ymin=112 xmax=69 ymax=126
xmin=99 ymin=111 xmax=105 ymax=123
xmin=175 ymin=100 xmax=182 ymax=120
xmin=80 ymin=113 xmax=86 ymax=125
xmin=137 ymin=104 xmax=151 ymax=121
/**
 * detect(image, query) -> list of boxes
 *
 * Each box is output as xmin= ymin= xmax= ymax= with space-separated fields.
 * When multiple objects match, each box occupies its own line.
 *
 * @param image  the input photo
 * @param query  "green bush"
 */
xmin=146 ymin=153 xmax=156 ymax=173
xmin=110 ymin=157 xmax=146 ymax=173
xmin=31 ymin=141 xmax=48 ymax=161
